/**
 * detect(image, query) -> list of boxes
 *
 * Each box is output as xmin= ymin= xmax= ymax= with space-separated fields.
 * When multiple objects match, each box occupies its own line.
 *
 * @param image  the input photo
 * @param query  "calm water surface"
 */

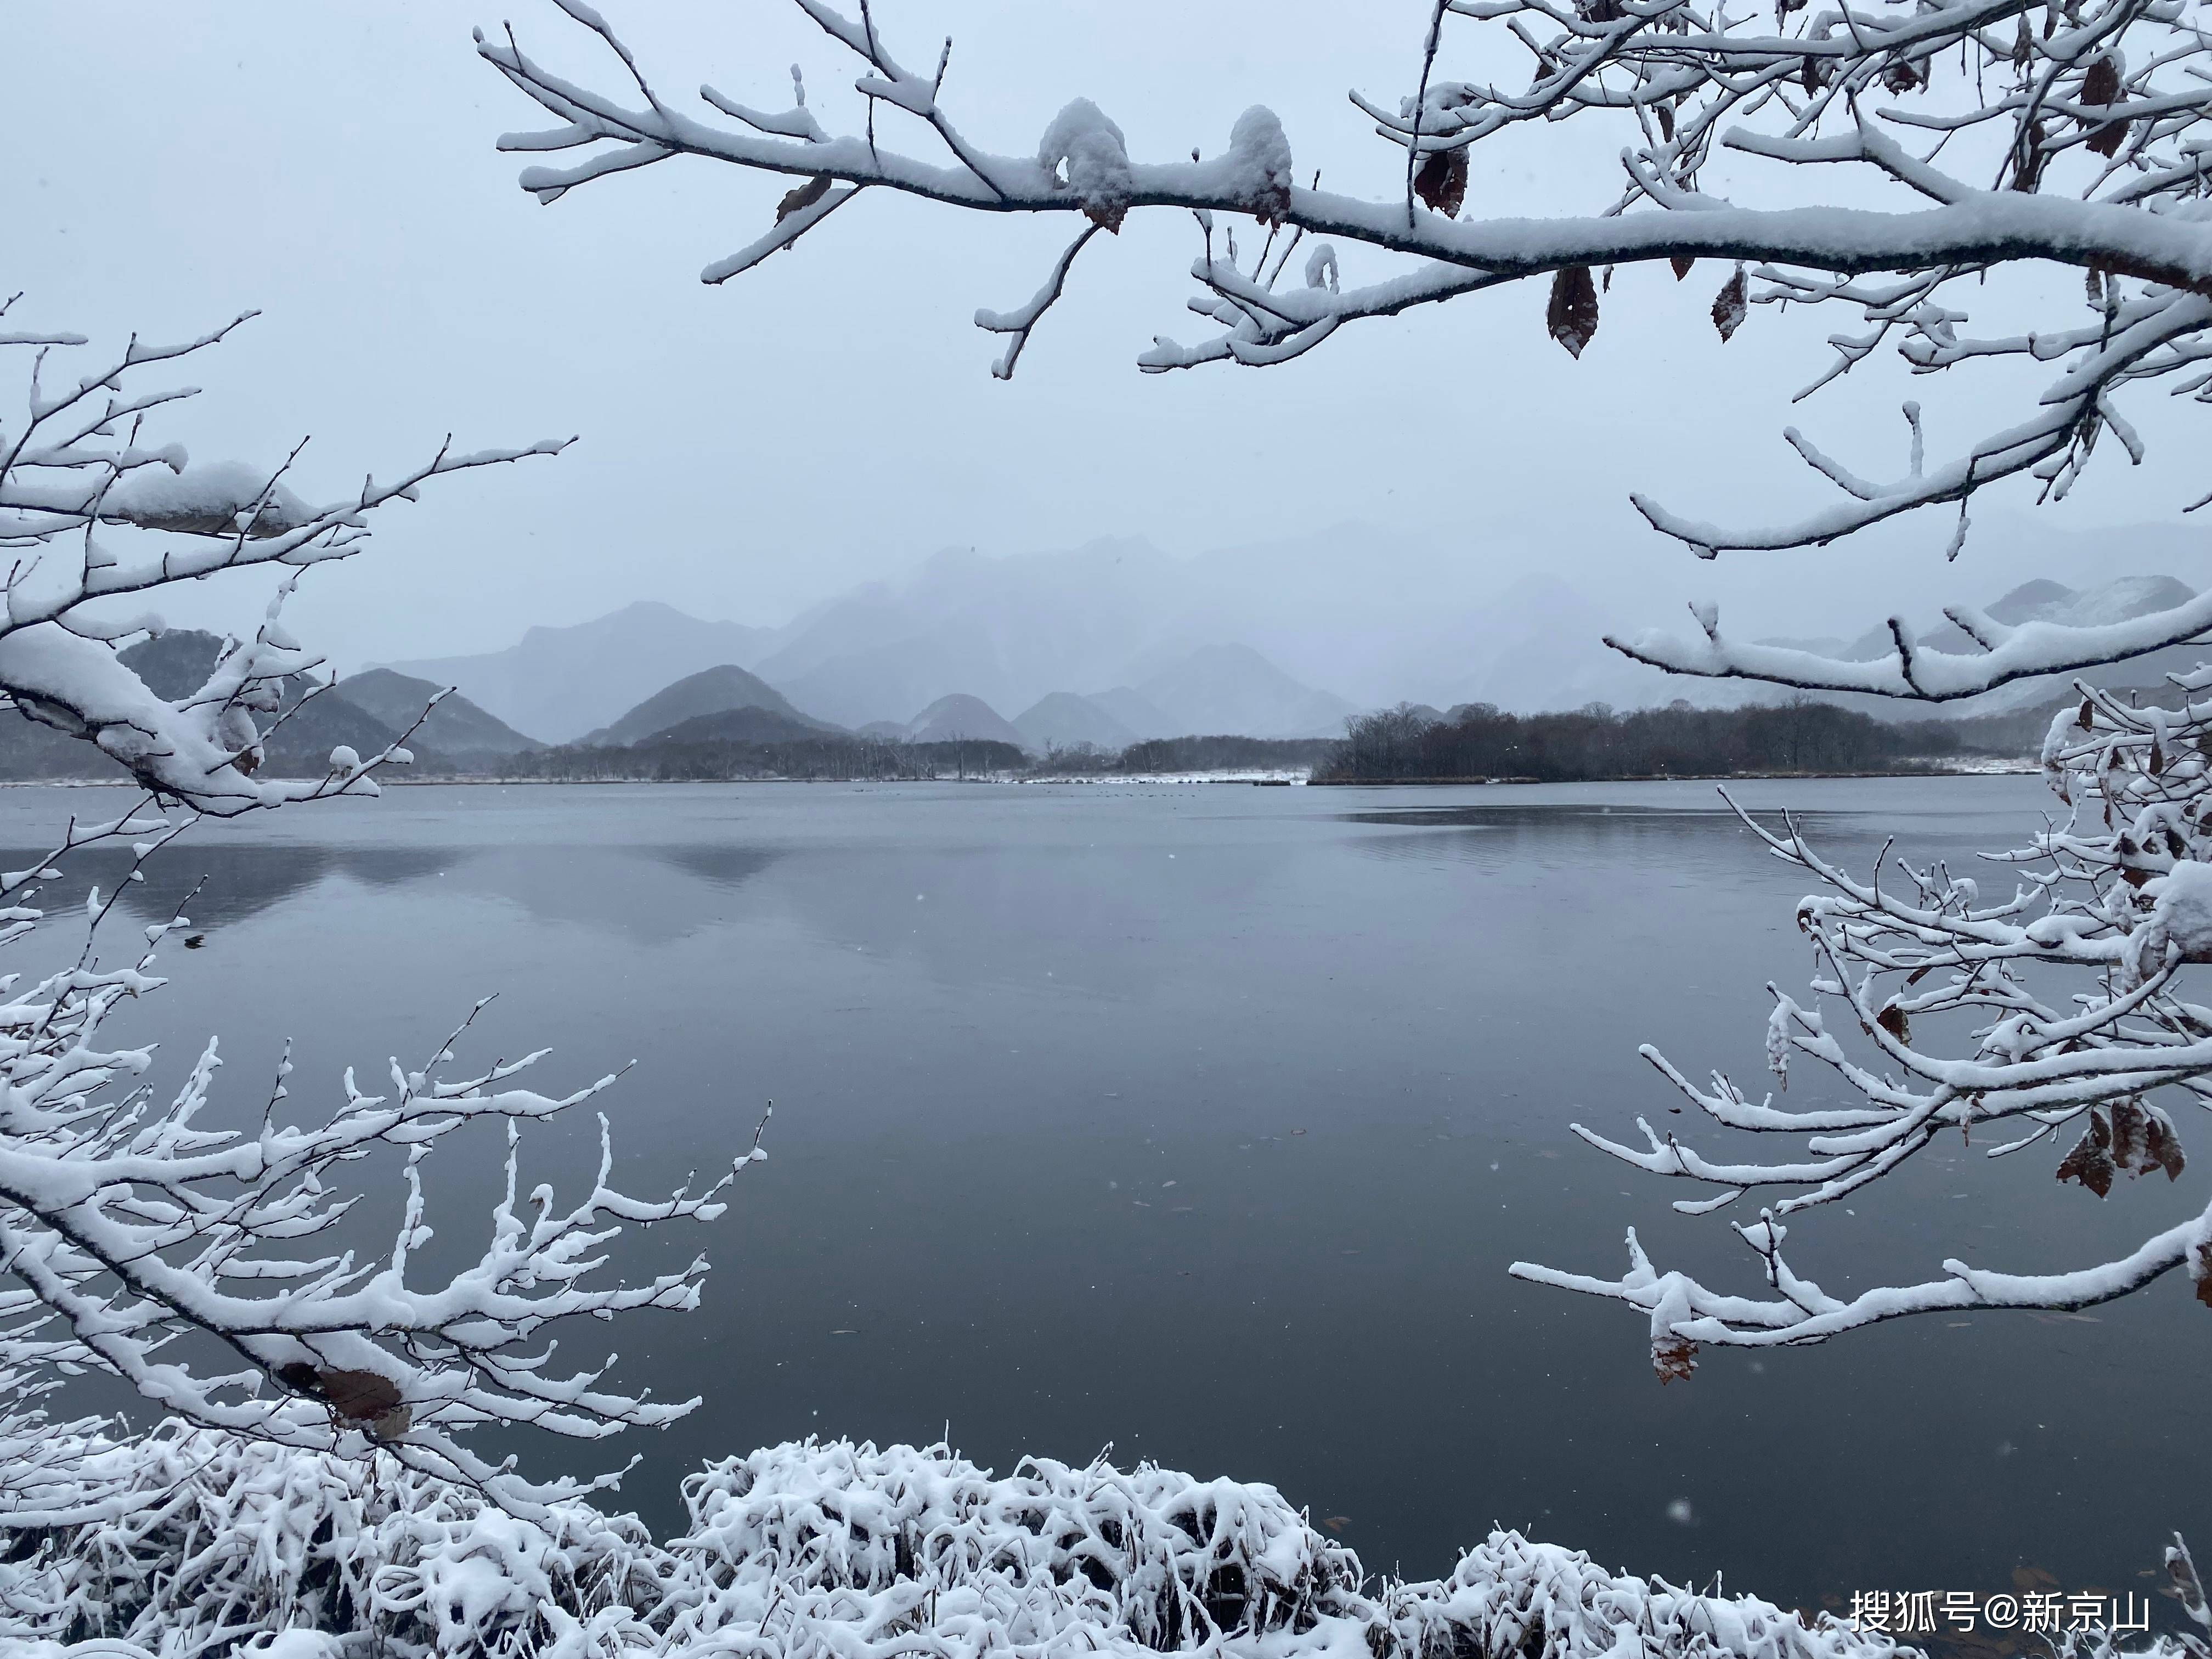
xmin=7 ymin=776 xmax=2203 ymax=1612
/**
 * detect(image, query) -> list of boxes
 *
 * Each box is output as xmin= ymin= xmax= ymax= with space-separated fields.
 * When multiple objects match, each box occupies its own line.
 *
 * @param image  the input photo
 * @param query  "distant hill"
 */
xmin=905 ymin=694 xmax=1024 ymax=748
xmin=1127 ymin=644 xmax=1357 ymax=739
xmin=586 ymin=663 xmax=837 ymax=747
xmin=335 ymin=668 xmax=542 ymax=758
xmin=380 ymin=601 xmax=779 ymax=743
xmin=1012 ymin=692 xmax=1138 ymax=753
xmin=639 ymin=707 xmax=835 ymax=746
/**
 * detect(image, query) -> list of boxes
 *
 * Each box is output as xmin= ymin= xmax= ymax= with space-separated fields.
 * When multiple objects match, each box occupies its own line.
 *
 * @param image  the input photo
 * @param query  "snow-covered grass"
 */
xmin=1 ymin=1424 xmax=1968 ymax=1659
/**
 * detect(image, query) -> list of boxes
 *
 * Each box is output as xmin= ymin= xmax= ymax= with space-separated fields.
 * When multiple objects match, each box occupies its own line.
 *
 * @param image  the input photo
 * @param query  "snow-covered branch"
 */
xmin=0 ymin=306 xmax=568 ymax=815
xmin=0 ymin=298 xmax=772 ymax=1515
xmin=1515 ymin=717 xmax=2212 ymax=1370
xmin=0 ymin=881 xmax=773 ymax=1509
xmin=483 ymin=0 xmax=2212 ymax=689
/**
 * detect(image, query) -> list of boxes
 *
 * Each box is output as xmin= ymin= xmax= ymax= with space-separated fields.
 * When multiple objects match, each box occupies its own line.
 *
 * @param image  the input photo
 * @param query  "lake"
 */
xmin=6 ymin=775 xmax=2203 ymax=1616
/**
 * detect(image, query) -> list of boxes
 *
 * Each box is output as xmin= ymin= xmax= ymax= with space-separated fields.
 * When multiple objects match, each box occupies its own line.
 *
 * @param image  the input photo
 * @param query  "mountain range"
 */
xmin=7 ymin=551 xmax=2210 ymax=785
xmin=379 ymin=592 xmax=1361 ymax=748
xmin=383 ymin=605 xmax=777 ymax=747
xmin=356 ymin=523 xmax=2212 ymax=751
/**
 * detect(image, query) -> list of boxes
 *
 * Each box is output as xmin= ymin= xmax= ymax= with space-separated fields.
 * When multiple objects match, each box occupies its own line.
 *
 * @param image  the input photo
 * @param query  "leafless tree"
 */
xmin=0 ymin=301 xmax=763 ymax=1514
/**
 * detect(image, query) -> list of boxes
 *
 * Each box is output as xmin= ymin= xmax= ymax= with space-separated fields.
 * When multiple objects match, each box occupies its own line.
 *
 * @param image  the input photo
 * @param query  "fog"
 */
xmin=9 ymin=0 xmax=2206 ymax=682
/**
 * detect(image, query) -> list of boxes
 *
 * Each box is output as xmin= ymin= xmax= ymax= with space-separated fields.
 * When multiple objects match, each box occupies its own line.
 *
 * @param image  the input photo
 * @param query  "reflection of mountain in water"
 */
xmin=14 ymin=844 xmax=463 ymax=930
xmin=652 ymin=847 xmax=783 ymax=891
xmin=449 ymin=844 xmax=788 ymax=945
xmin=3 ymin=839 xmax=792 ymax=946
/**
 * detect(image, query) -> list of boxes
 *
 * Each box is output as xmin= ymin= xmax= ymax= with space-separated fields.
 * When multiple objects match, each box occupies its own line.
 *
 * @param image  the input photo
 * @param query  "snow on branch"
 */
xmin=0 ymin=807 xmax=772 ymax=1513
xmin=0 ymin=310 xmax=568 ymax=815
xmin=483 ymin=0 xmax=2212 ymax=648
xmin=1611 ymin=576 xmax=2212 ymax=701
xmin=0 ymin=299 xmax=769 ymax=1518
xmin=1515 ymin=719 xmax=2212 ymax=1370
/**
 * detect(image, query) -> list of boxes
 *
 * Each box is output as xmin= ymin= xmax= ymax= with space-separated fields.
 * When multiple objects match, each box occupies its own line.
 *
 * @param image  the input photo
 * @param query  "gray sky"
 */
xmin=9 ymin=1 xmax=2206 ymax=674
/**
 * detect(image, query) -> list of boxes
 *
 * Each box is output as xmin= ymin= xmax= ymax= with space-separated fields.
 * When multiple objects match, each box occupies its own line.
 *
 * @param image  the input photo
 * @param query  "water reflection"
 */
xmin=5 ymin=843 xmax=463 ymax=929
xmin=7 ymin=840 xmax=794 ymax=946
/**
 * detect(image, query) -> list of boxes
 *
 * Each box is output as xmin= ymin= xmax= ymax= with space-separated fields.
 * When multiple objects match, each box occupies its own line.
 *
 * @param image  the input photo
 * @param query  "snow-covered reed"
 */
xmin=2 ymin=1426 xmax=2038 ymax=1659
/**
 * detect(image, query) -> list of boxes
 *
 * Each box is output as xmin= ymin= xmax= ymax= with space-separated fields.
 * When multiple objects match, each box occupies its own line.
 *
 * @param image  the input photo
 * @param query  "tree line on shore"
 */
xmin=462 ymin=701 xmax=2046 ymax=783
xmin=1313 ymin=697 xmax=2044 ymax=783
xmin=0 ymin=693 xmax=2056 ymax=786
xmin=482 ymin=730 xmax=1335 ymax=781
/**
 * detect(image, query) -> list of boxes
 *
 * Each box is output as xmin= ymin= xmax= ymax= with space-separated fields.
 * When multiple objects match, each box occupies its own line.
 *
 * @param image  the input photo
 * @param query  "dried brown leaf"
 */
xmin=1652 ymin=1333 xmax=1699 ymax=1384
xmin=1414 ymin=148 xmax=1468 ymax=219
xmin=1881 ymin=56 xmax=1925 ymax=93
xmin=1548 ymin=266 xmax=1599 ymax=359
xmin=2056 ymin=1109 xmax=2116 ymax=1198
xmin=1671 ymin=255 xmax=1695 ymax=281
xmin=274 ymin=1362 xmax=411 ymax=1438
xmin=1656 ymin=102 xmax=1675 ymax=142
xmin=2081 ymin=55 xmax=2121 ymax=105
xmin=776 ymin=173 xmax=834 ymax=223
xmin=2110 ymin=1098 xmax=2151 ymax=1171
xmin=1712 ymin=268 xmax=1748 ymax=342
xmin=2196 ymin=1243 xmax=2212 ymax=1308
xmin=2081 ymin=59 xmax=2129 ymax=161
xmin=1875 ymin=1002 xmax=1910 ymax=1043
xmin=2143 ymin=1110 xmax=2188 ymax=1181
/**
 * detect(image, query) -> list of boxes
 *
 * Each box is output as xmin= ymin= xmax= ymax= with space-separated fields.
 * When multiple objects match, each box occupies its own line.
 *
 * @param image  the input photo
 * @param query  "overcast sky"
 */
xmin=9 ymin=1 xmax=2207 ymax=672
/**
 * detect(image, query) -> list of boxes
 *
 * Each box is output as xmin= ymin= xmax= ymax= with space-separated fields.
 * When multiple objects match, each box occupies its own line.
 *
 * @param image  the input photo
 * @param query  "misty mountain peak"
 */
xmin=905 ymin=693 xmax=1025 ymax=748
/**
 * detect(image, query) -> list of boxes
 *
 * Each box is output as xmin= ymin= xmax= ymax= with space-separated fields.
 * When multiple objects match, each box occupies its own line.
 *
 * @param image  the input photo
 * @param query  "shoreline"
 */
xmin=0 ymin=763 xmax=2040 ymax=792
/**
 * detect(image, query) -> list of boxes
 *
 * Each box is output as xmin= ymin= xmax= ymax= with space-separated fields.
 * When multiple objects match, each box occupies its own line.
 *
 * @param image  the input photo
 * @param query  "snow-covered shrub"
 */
xmin=2 ymin=1428 xmax=2012 ymax=1659
xmin=0 ymin=307 xmax=768 ymax=1513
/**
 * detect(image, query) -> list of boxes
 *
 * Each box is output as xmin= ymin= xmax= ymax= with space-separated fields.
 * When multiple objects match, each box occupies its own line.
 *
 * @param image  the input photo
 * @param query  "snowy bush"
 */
xmin=0 ymin=1427 xmax=2045 ymax=1659
xmin=0 ymin=306 xmax=775 ymax=1519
